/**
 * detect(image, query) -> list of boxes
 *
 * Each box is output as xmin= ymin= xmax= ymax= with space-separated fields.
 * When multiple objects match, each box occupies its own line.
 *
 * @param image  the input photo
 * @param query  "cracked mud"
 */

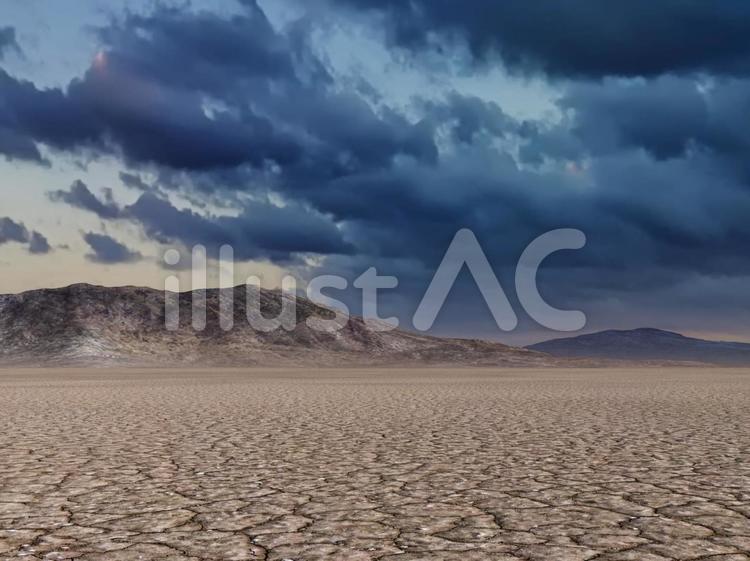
xmin=1 ymin=368 xmax=749 ymax=561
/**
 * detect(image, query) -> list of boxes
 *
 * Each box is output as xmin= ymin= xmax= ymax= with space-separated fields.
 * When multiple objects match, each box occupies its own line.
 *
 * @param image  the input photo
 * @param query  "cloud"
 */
xmin=0 ymin=69 xmax=98 ymax=164
xmin=0 ymin=3 xmax=434 ymax=172
xmin=145 ymin=194 xmax=353 ymax=260
xmin=29 ymin=2 xmax=750 ymax=283
xmin=0 ymin=217 xmax=52 ymax=254
xmin=118 ymin=172 xmax=151 ymax=191
xmin=54 ymin=187 xmax=355 ymax=262
xmin=0 ymin=217 xmax=29 ymax=245
xmin=82 ymin=232 xmax=142 ymax=264
xmin=326 ymin=0 xmax=750 ymax=78
xmin=28 ymin=232 xmax=51 ymax=255
xmin=4 ymin=1 xmax=750 ymax=338
xmin=49 ymin=180 xmax=122 ymax=219
xmin=521 ymin=76 xmax=750 ymax=186
xmin=0 ymin=27 xmax=20 ymax=60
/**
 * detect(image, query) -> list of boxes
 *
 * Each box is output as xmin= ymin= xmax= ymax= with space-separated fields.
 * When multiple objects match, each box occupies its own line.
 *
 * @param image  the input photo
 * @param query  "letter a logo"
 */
xmin=413 ymin=229 xmax=518 ymax=332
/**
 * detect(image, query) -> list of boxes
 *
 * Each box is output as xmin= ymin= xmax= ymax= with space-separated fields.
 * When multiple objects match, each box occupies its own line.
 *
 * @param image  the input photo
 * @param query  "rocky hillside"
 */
xmin=0 ymin=284 xmax=553 ymax=367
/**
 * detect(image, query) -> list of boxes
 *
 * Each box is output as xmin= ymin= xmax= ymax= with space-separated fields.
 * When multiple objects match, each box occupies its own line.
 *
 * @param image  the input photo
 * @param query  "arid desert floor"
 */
xmin=1 ymin=368 xmax=749 ymax=561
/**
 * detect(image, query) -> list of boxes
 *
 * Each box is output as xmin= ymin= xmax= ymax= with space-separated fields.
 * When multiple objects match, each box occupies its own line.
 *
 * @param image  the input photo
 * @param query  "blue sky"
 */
xmin=2 ymin=0 xmax=750 ymax=344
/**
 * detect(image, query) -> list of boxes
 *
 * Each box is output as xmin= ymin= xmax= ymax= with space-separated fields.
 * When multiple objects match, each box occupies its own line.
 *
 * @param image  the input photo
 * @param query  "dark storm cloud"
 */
xmin=97 ymin=1 xmax=299 ymax=93
xmin=0 ymin=2 xmax=433 ymax=172
xmin=0 ymin=217 xmax=52 ymax=254
xmin=423 ymin=93 xmax=517 ymax=145
xmin=50 ymin=184 xmax=354 ymax=262
xmin=319 ymin=146 xmax=750 ymax=279
xmin=28 ymin=232 xmax=51 ymax=255
xmin=0 ymin=217 xmax=29 ymax=245
xmin=525 ymin=76 xmax=750 ymax=183
xmin=33 ymin=1 xmax=750 ymax=281
xmin=5 ymin=0 xmax=750 ymax=336
xmin=118 ymin=172 xmax=151 ymax=192
xmin=49 ymin=180 xmax=122 ymax=219
xmin=556 ymin=78 xmax=716 ymax=161
xmin=126 ymin=194 xmax=354 ymax=261
xmin=326 ymin=0 xmax=750 ymax=78
xmin=0 ymin=69 xmax=100 ymax=163
xmin=0 ymin=126 xmax=45 ymax=163
xmin=82 ymin=232 xmax=142 ymax=264
xmin=0 ymin=5 xmax=300 ymax=168
xmin=0 ymin=27 xmax=20 ymax=59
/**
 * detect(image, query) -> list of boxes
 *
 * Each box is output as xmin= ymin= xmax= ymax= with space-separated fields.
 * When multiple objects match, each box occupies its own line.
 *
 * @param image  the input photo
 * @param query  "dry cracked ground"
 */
xmin=1 ymin=368 xmax=749 ymax=561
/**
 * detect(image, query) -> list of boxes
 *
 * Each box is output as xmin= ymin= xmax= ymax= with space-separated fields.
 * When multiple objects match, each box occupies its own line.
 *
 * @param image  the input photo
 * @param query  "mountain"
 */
xmin=0 ymin=284 xmax=555 ymax=367
xmin=528 ymin=328 xmax=750 ymax=366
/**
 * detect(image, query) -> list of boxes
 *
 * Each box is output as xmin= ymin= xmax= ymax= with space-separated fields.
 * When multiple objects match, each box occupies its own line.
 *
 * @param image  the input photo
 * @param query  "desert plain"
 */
xmin=0 ymin=368 xmax=749 ymax=561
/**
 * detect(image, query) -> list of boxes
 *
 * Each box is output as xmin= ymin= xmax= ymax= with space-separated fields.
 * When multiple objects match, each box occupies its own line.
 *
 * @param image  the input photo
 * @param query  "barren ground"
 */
xmin=1 ymin=368 xmax=749 ymax=561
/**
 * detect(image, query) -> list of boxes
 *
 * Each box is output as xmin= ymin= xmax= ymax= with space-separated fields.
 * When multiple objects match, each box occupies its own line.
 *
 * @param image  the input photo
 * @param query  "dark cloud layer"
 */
xmin=49 ymin=180 xmax=122 ymax=219
xmin=327 ymin=0 xmax=750 ymax=78
xmin=0 ymin=217 xmax=51 ymax=255
xmin=82 ymin=232 xmax=141 ymax=264
xmin=0 ymin=27 xmax=20 ymax=60
xmin=5 ymin=1 xmax=750 ymax=337
xmin=126 ymin=193 xmax=354 ymax=262
xmin=0 ymin=2 xmax=433 ymax=171
xmin=118 ymin=172 xmax=151 ymax=192
xmin=28 ymin=231 xmax=51 ymax=254
xmin=50 ymin=180 xmax=353 ymax=262
xmin=0 ymin=216 xmax=29 ymax=245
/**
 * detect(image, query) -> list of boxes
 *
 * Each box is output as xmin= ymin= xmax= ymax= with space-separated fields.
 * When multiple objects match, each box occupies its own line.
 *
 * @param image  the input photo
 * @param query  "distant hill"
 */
xmin=0 ymin=284 xmax=554 ymax=368
xmin=528 ymin=328 xmax=750 ymax=366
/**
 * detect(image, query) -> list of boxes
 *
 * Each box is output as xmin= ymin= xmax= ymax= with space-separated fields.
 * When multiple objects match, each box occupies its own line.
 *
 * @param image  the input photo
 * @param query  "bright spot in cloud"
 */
xmin=93 ymin=51 xmax=107 ymax=70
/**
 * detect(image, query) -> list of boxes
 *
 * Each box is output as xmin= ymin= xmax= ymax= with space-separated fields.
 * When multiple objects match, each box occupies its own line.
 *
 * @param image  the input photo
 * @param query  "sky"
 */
xmin=1 ymin=0 xmax=750 ymax=345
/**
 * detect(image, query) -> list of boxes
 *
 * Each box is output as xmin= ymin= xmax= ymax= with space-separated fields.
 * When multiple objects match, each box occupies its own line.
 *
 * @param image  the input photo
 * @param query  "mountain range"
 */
xmin=1 ymin=285 xmax=748 ymax=367
xmin=0 ymin=284 xmax=552 ymax=367
xmin=528 ymin=328 xmax=750 ymax=366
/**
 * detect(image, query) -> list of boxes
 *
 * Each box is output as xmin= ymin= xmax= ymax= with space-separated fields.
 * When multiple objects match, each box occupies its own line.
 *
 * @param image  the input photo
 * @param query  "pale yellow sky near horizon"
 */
xmin=0 ymin=241 xmax=289 ymax=296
